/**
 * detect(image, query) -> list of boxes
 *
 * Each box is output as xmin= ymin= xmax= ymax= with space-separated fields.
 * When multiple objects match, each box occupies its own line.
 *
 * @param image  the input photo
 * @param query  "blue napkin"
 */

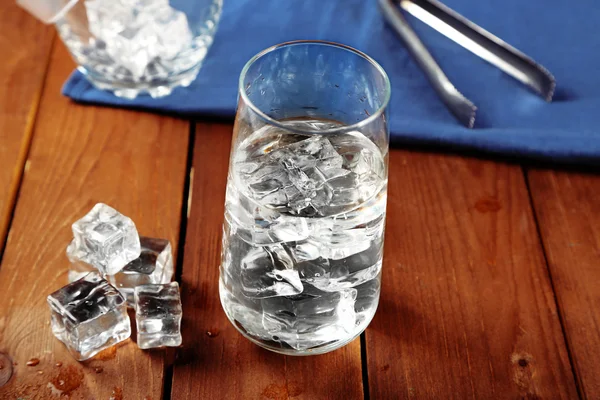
xmin=63 ymin=0 xmax=600 ymax=164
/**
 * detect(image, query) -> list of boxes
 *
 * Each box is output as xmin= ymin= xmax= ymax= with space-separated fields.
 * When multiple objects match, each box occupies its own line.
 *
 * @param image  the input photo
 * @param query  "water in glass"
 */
xmin=220 ymin=118 xmax=386 ymax=354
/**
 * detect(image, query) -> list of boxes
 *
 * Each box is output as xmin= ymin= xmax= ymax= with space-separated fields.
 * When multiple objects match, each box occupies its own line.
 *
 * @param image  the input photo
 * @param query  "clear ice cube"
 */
xmin=219 ymin=280 xmax=274 ymax=340
xmin=111 ymin=236 xmax=173 ymax=305
xmin=68 ymin=203 xmax=141 ymax=275
xmin=237 ymin=136 xmax=349 ymax=216
xmin=86 ymin=0 xmax=136 ymax=40
xmin=260 ymin=286 xmax=357 ymax=350
xmin=295 ymin=243 xmax=382 ymax=292
xmin=240 ymin=246 xmax=303 ymax=298
xmin=66 ymin=240 xmax=97 ymax=282
xmin=225 ymin=182 xmax=310 ymax=245
xmin=220 ymin=225 xmax=249 ymax=288
xmin=134 ymin=282 xmax=182 ymax=349
xmin=270 ymin=135 xmax=344 ymax=170
xmin=308 ymin=211 xmax=385 ymax=260
xmin=354 ymin=278 xmax=381 ymax=325
xmin=153 ymin=6 xmax=193 ymax=60
xmin=67 ymin=236 xmax=172 ymax=306
xmin=325 ymin=243 xmax=383 ymax=289
xmin=47 ymin=272 xmax=131 ymax=360
xmin=104 ymin=23 xmax=160 ymax=79
xmin=290 ymin=242 xmax=321 ymax=262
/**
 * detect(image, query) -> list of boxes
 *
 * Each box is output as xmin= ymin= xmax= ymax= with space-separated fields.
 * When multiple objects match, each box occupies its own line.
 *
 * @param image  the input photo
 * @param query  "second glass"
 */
xmin=54 ymin=0 xmax=222 ymax=99
xmin=220 ymin=41 xmax=391 ymax=355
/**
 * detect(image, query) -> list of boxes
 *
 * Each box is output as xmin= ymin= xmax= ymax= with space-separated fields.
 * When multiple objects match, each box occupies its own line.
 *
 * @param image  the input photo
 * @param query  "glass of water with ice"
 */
xmin=51 ymin=0 xmax=222 ymax=98
xmin=220 ymin=40 xmax=391 ymax=355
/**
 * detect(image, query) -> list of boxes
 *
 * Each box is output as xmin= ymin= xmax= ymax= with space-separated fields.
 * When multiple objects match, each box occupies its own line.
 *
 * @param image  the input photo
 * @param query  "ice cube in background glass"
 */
xmin=85 ymin=0 xmax=135 ymax=40
xmin=85 ymin=0 xmax=154 ymax=78
xmin=153 ymin=7 xmax=193 ymax=60
xmin=84 ymin=0 xmax=192 ymax=79
xmin=47 ymin=272 xmax=131 ymax=360
xmin=134 ymin=282 xmax=182 ymax=349
xmin=68 ymin=203 xmax=141 ymax=275
xmin=105 ymin=24 xmax=160 ymax=79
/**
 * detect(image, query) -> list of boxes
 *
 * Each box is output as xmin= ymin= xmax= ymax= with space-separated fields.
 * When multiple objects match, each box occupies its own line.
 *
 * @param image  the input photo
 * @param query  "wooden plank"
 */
xmin=528 ymin=168 xmax=600 ymax=398
xmin=0 ymin=4 xmax=54 ymax=252
xmin=365 ymin=152 xmax=578 ymax=399
xmin=0 ymin=41 xmax=189 ymax=399
xmin=170 ymin=123 xmax=364 ymax=400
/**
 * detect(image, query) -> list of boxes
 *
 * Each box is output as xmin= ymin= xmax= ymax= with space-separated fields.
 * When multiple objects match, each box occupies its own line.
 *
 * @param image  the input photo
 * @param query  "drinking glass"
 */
xmin=220 ymin=40 xmax=391 ymax=355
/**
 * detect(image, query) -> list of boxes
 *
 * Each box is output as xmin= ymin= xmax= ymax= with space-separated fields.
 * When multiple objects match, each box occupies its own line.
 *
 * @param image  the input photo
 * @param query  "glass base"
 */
xmin=221 ymin=291 xmax=380 ymax=356
xmin=79 ymin=63 xmax=201 ymax=99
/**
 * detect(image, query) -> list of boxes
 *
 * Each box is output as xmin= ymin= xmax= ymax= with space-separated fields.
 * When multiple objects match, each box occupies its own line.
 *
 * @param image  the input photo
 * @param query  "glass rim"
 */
xmin=238 ymin=40 xmax=391 ymax=135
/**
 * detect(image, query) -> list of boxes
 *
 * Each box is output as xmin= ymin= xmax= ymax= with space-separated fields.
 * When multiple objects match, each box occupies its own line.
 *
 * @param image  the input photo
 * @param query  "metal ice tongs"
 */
xmin=379 ymin=0 xmax=556 ymax=128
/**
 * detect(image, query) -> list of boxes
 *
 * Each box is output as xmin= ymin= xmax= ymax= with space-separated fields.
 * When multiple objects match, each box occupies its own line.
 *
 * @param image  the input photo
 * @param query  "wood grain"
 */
xmin=528 ymin=169 xmax=600 ymax=398
xmin=365 ymin=152 xmax=579 ymax=399
xmin=0 ymin=41 xmax=189 ymax=399
xmin=0 ymin=4 xmax=54 ymax=252
xmin=170 ymin=123 xmax=364 ymax=400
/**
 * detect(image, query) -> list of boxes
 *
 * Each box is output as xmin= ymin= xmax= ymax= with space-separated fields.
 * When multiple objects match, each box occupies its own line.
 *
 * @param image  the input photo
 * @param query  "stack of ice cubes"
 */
xmin=84 ymin=0 xmax=193 ymax=79
xmin=47 ymin=203 xmax=182 ymax=360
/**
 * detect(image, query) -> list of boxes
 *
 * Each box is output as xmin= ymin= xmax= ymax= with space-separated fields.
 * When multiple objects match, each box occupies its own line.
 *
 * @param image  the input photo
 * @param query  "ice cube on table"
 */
xmin=66 ymin=240 xmax=97 ymax=282
xmin=240 ymin=246 xmax=303 ymax=298
xmin=47 ymin=272 xmax=130 ymax=361
xmin=68 ymin=203 xmax=141 ymax=276
xmin=67 ymin=236 xmax=173 ymax=306
xmin=261 ymin=286 xmax=357 ymax=350
xmin=111 ymin=236 xmax=173 ymax=306
xmin=134 ymin=282 xmax=182 ymax=349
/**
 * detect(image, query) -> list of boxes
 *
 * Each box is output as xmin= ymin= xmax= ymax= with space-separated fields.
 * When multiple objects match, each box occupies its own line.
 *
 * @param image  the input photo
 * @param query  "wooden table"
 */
xmin=1 ymin=5 xmax=599 ymax=399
